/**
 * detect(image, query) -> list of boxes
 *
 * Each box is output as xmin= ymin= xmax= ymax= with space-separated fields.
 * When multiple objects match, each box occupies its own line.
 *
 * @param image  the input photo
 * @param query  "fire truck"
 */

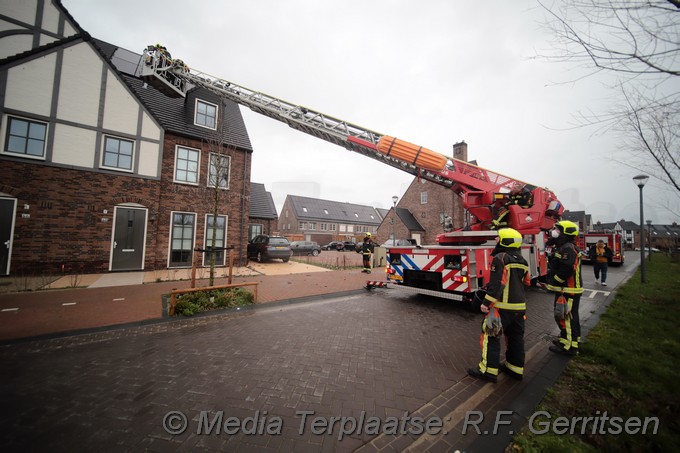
xmin=577 ymin=232 xmax=625 ymax=266
xmin=140 ymin=46 xmax=565 ymax=302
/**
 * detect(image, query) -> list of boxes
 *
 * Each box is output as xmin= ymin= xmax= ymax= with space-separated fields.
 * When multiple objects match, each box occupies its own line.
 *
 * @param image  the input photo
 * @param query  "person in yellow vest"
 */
xmin=468 ymin=228 xmax=531 ymax=383
xmin=588 ymin=240 xmax=613 ymax=286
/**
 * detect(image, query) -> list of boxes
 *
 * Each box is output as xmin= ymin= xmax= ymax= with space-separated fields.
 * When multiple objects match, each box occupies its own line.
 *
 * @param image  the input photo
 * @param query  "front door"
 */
xmin=0 ymin=198 xmax=17 ymax=275
xmin=110 ymin=206 xmax=147 ymax=271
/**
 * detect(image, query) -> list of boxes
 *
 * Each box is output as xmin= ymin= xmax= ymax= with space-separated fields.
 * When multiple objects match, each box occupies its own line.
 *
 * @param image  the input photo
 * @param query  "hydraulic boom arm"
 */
xmin=139 ymin=45 xmax=563 ymax=234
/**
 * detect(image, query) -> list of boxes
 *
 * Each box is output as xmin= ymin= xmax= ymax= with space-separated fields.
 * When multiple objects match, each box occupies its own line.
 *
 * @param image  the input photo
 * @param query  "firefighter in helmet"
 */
xmin=468 ymin=228 xmax=531 ymax=383
xmin=360 ymin=232 xmax=375 ymax=273
xmin=491 ymin=184 xmax=534 ymax=230
xmin=546 ymin=220 xmax=584 ymax=356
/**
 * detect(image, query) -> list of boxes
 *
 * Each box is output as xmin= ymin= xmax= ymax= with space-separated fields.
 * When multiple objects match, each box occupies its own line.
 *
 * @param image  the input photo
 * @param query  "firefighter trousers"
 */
xmin=554 ymin=293 xmax=581 ymax=350
xmin=478 ymin=310 xmax=525 ymax=377
xmin=362 ymin=252 xmax=372 ymax=272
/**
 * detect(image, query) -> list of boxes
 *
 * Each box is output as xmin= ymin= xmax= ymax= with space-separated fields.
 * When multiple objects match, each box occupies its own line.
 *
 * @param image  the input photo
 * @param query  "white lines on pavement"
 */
xmin=62 ymin=302 xmax=77 ymax=306
xmin=586 ymin=289 xmax=611 ymax=298
xmin=1 ymin=307 xmax=19 ymax=312
xmin=112 ymin=298 xmax=125 ymax=301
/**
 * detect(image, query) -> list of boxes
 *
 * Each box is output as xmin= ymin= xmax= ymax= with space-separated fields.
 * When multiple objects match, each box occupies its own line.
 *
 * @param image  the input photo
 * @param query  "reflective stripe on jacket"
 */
xmin=483 ymin=251 xmax=530 ymax=309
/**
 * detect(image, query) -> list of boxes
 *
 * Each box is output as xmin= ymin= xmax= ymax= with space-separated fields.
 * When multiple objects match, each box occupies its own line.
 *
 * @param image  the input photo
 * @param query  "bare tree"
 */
xmin=202 ymin=109 xmax=233 ymax=286
xmin=538 ymin=0 xmax=680 ymax=214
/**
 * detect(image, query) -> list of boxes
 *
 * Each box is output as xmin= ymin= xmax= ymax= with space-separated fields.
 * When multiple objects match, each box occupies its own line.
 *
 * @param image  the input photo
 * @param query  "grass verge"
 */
xmin=509 ymin=254 xmax=680 ymax=452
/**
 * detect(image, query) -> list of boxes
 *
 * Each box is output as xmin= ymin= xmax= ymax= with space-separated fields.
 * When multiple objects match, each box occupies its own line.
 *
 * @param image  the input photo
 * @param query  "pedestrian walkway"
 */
xmin=0 ymin=260 xmax=363 ymax=342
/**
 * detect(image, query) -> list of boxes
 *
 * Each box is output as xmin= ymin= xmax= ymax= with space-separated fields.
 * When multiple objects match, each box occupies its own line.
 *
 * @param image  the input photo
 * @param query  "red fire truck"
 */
xmin=140 ymin=46 xmax=565 ymax=303
xmin=577 ymin=233 xmax=625 ymax=266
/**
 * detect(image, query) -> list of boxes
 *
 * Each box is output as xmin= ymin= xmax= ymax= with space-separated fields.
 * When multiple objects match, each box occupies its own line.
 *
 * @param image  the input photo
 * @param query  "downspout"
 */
xmin=241 ymin=148 xmax=249 ymax=266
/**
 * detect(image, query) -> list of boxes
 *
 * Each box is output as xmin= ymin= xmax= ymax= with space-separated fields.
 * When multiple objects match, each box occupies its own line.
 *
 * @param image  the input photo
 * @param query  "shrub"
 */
xmin=172 ymin=286 xmax=254 ymax=316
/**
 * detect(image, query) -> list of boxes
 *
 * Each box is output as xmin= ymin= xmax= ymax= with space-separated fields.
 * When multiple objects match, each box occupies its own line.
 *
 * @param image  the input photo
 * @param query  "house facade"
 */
xmin=278 ymin=195 xmax=382 ymax=244
xmin=0 ymin=1 xmax=254 ymax=275
xmin=248 ymin=182 xmax=278 ymax=240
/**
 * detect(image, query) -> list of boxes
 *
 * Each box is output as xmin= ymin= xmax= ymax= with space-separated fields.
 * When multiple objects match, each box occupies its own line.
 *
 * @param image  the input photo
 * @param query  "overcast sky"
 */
xmin=63 ymin=0 xmax=678 ymax=226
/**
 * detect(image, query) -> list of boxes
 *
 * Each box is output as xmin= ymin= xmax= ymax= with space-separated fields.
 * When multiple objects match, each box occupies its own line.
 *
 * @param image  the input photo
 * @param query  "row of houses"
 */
xmin=561 ymin=211 xmax=680 ymax=251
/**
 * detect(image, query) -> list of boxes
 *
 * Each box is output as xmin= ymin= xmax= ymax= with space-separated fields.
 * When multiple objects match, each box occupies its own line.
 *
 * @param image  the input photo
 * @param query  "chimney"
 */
xmin=453 ymin=141 xmax=467 ymax=161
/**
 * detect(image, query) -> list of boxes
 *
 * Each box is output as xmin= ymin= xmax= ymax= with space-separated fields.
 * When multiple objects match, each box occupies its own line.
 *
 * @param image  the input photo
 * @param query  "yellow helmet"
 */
xmin=555 ymin=220 xmax=579 ymax=236
xmin=366 ymin=232 xmax=372 ymax=237
xmin=498 ymin=228 xmax=523 ymax=248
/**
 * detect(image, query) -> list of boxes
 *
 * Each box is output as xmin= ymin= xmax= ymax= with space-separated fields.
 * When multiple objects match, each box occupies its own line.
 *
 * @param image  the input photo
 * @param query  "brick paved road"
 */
xmin=0 ymin=265 xmax=626 ymax=452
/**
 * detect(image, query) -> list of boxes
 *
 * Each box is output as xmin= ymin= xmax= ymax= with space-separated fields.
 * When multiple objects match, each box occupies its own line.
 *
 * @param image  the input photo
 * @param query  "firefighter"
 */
xmin=467 ymin=228 xmax=531 ymax=383
xmin=360 ymin=233 xmax=375 ymax=273
xmin=490 ymin=184 xmax=534 ymax=230
xmin=546 ymin=220 xmax=584 ymax=356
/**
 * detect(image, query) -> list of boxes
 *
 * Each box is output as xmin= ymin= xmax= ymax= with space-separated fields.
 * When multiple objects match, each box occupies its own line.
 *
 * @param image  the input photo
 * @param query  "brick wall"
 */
xmin=153 ymin=133 xmax=251 ymax=268
xmin=1 ymin=133 xmax=252 ymax=275
xmin=1 ymin=159 xmax=161 ymax=274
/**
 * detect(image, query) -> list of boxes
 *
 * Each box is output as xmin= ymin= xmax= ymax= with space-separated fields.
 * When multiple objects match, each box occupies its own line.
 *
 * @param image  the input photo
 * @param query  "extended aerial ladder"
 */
xmin=139 ymin=46 xmax=564 ymax=243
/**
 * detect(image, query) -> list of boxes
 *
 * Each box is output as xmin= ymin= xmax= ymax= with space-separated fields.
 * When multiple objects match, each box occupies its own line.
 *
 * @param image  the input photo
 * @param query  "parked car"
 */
xmin=322 ymin=241 xmax=357 ymax=252
xmin=290 ymin=241 xmax=322 ymax=256
xmin=341 ymin=241 xmax=357 ymax=252
xmin=322 ymin=241 xmax=345 ymax=251
xmin=247 ymin=235 xmax=292 ymax=262
xmin=381 ymin=239 xmax=417 ymax=247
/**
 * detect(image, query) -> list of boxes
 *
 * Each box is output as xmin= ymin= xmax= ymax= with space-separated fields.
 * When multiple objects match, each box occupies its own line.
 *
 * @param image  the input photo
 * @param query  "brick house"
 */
xmin=0 ymin=1 xmax=255 ymax=275
xmin=278 ymin=195 xmax=383 ymax=244
xmin=248 ymin=182 xmax=278 ymax=240
xmin=376 ymin=142 xmax=467 ymax=246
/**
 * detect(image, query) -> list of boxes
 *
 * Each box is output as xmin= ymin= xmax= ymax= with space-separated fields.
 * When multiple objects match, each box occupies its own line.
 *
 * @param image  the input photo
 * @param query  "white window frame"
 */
xmin=208 ymin=152 xmax=231 ymax=189
xmin=168 ymin=211 xmax=196 ymax=268
xmin=421 ymin=191 xmax=428 ymax=204
xmin=174 ymin=145 xmax=200 ymax=185
xmin=101 ymin=135 xmax=134 ymax=172
xmin=203 ymin=214 xmax=228 ymax=267
xmin=3 ymin=115 xmax=48 ymax=160
xmin=194 ymin=99 xmax=218 ymax=130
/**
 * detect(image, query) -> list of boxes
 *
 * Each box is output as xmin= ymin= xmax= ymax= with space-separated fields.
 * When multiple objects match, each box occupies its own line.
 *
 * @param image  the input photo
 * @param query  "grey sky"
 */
xmin=63 ymin=0 xmax=678 ymax=225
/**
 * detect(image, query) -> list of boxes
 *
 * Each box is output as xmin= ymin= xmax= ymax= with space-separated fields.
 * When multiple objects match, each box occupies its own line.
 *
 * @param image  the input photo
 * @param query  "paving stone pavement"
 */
xmin=0 ymin=275 xmax=616 ymax=452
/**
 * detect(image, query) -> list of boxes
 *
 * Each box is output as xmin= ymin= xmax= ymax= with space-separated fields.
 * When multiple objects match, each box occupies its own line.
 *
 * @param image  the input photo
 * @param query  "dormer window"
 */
xmin=195 ymin=99 xmax=217 ymax=129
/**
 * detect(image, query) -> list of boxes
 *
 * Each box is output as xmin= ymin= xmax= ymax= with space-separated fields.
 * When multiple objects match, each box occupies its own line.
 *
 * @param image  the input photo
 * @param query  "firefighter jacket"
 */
xmin=483 ymin=249 xmax=531 ymax=311
xmin=360 ymin=239 xmax=374 ymax=255
xmin=547 ymin=240 xmax=583 ymax=294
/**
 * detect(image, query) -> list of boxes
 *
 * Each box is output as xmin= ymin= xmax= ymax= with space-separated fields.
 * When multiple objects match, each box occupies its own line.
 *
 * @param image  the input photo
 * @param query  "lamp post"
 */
xmin=646 ymin=220 xmax=652 ymax=262
xmin=633 ymin=174 xmax=649 ymax=283
xmin=392 ymin=195 xmax=399 ymax=244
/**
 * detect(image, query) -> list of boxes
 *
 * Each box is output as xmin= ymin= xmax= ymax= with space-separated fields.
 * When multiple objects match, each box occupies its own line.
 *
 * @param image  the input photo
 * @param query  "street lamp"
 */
xmin=392 ymin=195 xmax=399 ymax=244
xmin=646 ymin=220 xmax=652 ymax=262
xmin=633 ymin=174 xmax=649 ymax=283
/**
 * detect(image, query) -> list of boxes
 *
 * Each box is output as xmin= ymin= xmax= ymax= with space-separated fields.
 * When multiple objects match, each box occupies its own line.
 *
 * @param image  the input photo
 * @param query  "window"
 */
xmin=208 ymin=153 xmax=230 ymax=189
xmin=102 ymin=136 xmax=134 ymax=171
xmin=421 ymin=191 xmax=428 ymax=204
xmin=5 ymin=116 xmax=47 ymax=158
xmin=299 ymin=221 xmax=307 ymax=229
xmin=170 ymin=212 xmax=195 ymax=267
xmin=321 ymin=223 xmax=328 ymax=231
xmin=195 ymin=100 xmax=217 ymax=129
xmin=303 ymin=207 xmax=308 ymax=212
xmin=324 ymin=209 xmax=329 ymax=215
xmin=249 ymin=224 xmax=263 ymax=240
xmin=330 ymin=224 xmax=337 ymax=232
xmin=174 ymin=146 xmax=199 ymax=184
xmin=309 ymin=223 xmax=316 ymax=230
xmin=203 ymin=215 xmax=227 ymax=266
